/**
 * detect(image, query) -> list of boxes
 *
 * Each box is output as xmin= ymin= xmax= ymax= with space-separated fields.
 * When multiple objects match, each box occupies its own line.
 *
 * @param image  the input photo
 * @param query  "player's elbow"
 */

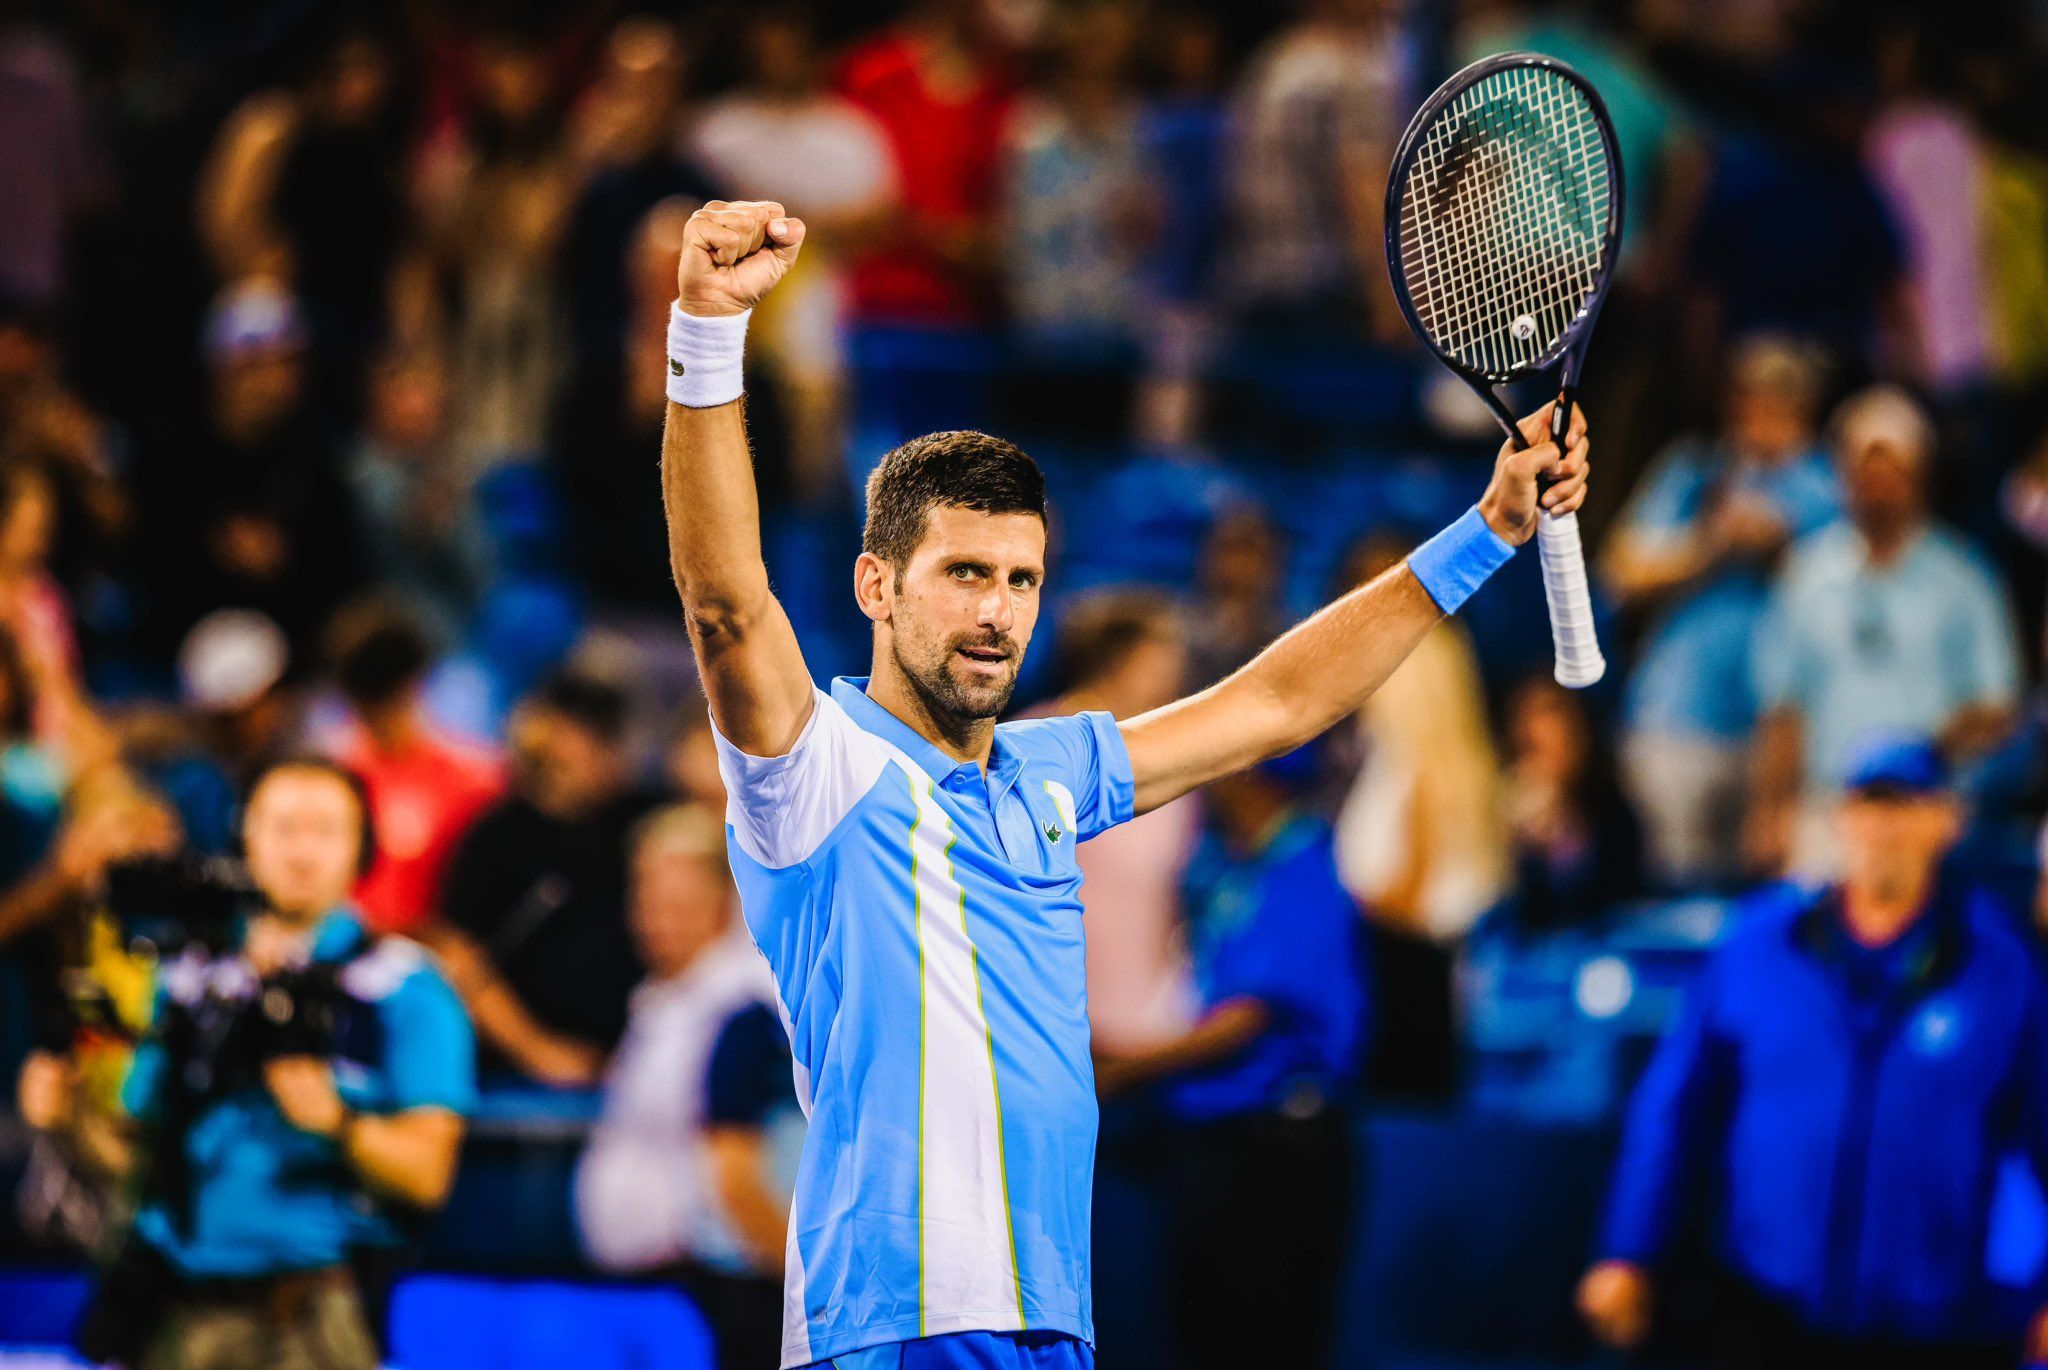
xmin=673 ymin=576 xmax=772 ymax=644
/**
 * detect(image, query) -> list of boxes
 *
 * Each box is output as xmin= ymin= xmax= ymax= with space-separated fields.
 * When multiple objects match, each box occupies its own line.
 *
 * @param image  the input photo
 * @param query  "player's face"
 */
xmin=885 ymin=506 xmax=1046 ymax=723
xmin=243 ymin=769 xmax=363 ymax=921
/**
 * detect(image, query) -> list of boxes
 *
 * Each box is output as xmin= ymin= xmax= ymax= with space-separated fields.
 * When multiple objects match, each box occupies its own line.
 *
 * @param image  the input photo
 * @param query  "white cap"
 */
xmin=203 ymin=279 xmax=308 ymax=362
xmin=178 ymin=609 xmax=289 ymax=711
xmin=1834 ymin=384 xmax=1935 ymax=467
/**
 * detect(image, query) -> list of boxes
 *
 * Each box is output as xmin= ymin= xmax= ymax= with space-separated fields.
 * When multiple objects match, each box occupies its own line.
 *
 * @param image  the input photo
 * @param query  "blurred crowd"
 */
xmin=8 ymin=0 xmax=2048 ymax=1363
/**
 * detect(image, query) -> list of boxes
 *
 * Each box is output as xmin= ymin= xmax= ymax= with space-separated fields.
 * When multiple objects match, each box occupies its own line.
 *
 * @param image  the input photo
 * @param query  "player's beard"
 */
xmin=892 ymin=623 xmax=1021 ymax=730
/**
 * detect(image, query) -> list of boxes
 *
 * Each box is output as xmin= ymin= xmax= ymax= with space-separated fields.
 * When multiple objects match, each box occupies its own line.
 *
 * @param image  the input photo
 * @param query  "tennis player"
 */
xmin=661 ymin=200 xmax=1589 ymax=1370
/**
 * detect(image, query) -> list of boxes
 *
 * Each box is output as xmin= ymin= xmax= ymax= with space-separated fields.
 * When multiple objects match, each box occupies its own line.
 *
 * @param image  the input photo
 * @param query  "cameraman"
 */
xmin=104 ymin=757 xmax=473 ymax=1369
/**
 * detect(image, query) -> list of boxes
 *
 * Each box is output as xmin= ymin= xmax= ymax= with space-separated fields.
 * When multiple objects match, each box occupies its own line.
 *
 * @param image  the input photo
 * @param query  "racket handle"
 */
xmin=1537 ymin=509 xmax=1605 ymax=688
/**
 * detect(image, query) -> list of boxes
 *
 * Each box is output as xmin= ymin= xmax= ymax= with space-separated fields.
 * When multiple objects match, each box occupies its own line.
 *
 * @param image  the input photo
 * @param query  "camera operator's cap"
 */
xmin=179 ymin=609 xmax=289 ymax=712
xmin=1843 ymin=731 xmax=1948 ymax=799
xmin=203 ymin=278 xmax=308 ymax=363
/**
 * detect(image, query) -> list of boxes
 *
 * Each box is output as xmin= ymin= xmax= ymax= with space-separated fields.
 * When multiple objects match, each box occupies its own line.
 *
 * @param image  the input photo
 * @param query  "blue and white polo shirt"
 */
xmin=715 ymin=675 xmax=1135 ymax=1367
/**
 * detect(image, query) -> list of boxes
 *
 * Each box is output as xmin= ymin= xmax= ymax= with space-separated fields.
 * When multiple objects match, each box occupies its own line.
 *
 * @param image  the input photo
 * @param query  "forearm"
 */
xmin=342 ymin=1108 xmax=464 ymax=1209
xmin=662 ymin=396 xmax=774 ymax=624
xmin=1125 ymin=557 xmax=1445 ymax=813
xmin=706 ymin=1129 xmax=788 ymax=1271
xmin=1104 ymin=999 xmax=1270 ymax=1084
xmin=434 ymin=929 xmax=597 ymax=1074
xmin=1602 ymin=536 xmax=1712 ymax=607
xmin=1750 ymin=710 xmax=1804 ymax=807
xmin=0 ymin=862 xmax=84 ymax=947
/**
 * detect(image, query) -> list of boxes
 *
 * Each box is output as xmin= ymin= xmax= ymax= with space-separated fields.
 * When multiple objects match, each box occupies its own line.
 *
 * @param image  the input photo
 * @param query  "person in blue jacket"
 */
xmin=1093 ymin=746 xmax=1367 ymax=1370
xmin=1577 ymin=733 xmax=2048 ymax=1369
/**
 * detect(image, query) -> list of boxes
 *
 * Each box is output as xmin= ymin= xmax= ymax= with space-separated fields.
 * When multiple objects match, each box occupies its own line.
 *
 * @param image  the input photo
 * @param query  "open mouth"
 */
xmin=957 ymin=646 xmax=1008 ymax=668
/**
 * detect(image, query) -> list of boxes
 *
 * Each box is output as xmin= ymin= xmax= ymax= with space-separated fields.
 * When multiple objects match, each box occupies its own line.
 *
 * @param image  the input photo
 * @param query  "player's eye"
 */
xmin=1009 ymin=571 xmax=1038 ymax=590
xmin=949 ymin=564 xmax=980 ymax=582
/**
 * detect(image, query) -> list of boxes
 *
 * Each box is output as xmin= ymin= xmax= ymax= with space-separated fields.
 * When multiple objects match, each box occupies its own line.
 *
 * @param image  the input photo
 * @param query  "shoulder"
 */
xmin=999 ymin=709 xmax=1121 ymax=760
xmin=344 ymin=936 xmax=462 ymax=1017
xmin=1920 ymin=526 xmax=2005 ymax=592
xmin=1709 ymin=884 xmax=1812 ymax=971
xmin=1779 ymin=523 xmax=1857 ymax=589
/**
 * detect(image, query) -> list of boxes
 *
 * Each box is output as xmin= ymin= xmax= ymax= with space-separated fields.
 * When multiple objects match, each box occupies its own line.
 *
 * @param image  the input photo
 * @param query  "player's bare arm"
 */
xmin=663 ymin=200 xmax=815 ymax=756
xmin=1122 ymin=402 xmax=1589 ymax=815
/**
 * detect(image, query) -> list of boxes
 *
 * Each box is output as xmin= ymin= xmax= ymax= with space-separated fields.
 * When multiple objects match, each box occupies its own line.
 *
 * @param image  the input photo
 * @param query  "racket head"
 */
xmin=1384 ymin=53 xmax=1625 ymax=388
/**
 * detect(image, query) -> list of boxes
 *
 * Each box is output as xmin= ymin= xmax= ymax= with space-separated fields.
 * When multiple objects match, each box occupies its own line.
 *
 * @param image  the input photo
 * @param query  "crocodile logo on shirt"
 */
xmin=669 ymin=359 xmax=686 ymax=376
xmin=1044 ymin=822 xmax=1064 ymax=845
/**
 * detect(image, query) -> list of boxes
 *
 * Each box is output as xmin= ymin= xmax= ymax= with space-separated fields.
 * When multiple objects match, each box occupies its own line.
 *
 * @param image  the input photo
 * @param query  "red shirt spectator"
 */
xmin=837 ymin=20 xmax=1014 ymax=325
xmin=321 ymin=600 xmax=504 ymax=936
xmin=336 ymin=720 xmax=503 ymax=936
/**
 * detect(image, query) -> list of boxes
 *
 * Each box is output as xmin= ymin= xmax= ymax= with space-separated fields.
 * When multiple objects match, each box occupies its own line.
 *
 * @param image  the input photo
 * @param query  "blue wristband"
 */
xmin=1407 ymin=506 xmax=1515 ymax=615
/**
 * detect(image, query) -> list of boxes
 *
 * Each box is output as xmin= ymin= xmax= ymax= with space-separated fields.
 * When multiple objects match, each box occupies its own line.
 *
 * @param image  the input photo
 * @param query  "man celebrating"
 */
xmin=661 ymin=199 xmax=1590 ymax=1369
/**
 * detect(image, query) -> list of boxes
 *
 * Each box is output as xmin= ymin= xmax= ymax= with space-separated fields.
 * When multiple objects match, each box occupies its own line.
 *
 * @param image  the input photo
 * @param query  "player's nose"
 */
xmin=977 ymin=590 xmax=1013 ymax=631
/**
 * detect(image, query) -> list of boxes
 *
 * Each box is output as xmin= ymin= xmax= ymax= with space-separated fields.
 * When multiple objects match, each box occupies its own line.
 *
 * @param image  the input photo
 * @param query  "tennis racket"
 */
xmin=1385 ymin=52 xmax=1623 ymax=688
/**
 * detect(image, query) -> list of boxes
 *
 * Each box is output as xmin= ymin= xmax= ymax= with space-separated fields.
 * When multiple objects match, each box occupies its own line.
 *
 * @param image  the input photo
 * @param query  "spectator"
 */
xmin=555 ymin=198 xmax=699 ymax=612
xmin=575 ymin=805 xmax=795 ymax=1370
xmin=0 ymin=458 xmax=87 ymax=744
xmin=346 ymin=348 xmax=484 ymax=643
xmin=1603 ymin=337 xmax=1840 ymax=885
xmin=0 ymin=8 xmax=97 ymax=308
xmin=1500 ymin=675 xmax=1645 ymax=931
xmin=1224 ymin=0 xmax=1410 ymax=336
xmin=1050 ymin=590 xmax=1196 ymax=1056
xmin=557 ymin=17 xmax=721 ymax=408
xmin=141 ymin=281 xmax=363 ymax=662
xmin=665 ymin=694 xmax=725 ymax=813
xmin=1749 ymin=386 xmax=2021 ymax=877
xmin=691 ymin=3 xmax=898 ymax=497
xmin=321 ymin=600 xmax=502 ymax=938
xmin=1182 ymin=506 xmax=1287 ymax=689
xmin=1580 ymin=735 xmax=2048 ymax=1369
xmin=1134 ymin=10 xmax=1229 ymax=448
xmin=1866 ymin=25 xmax=1990 ymax=395
xmin=1328 ymin=532 xmax=1506 ymax=1097
xmin=998 ymin=0 xmax=1156 ymax=353
xmin=1683 ymin=68 xmax=1915 ymax=383
xmin=1096 ymin=749 xmax=1365 ymax=1370
xmin=197 ymin=25 xmax=414 ymax=401
xmin=836 ymin=0 xmax=1017 ymax=326
xmin=433 ymin=671 xmax=660 ymax=1084
xmin=30 ymin=757 xmax=472 ymax=1370
xmin=412 ymin=21 xmax=575 ymax=468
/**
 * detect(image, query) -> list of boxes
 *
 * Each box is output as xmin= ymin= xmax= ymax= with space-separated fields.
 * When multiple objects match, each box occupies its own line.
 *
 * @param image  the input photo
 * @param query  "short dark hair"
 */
xmin=325 ymin=599 xmax=433 ymax=709
xmin=1057 ymin=590 xmax=1181 ymax=692
xmin=862 ymin=431 xmax=1047 ymax=570
xmin=530 ymin=670 xmax=632 ymax=743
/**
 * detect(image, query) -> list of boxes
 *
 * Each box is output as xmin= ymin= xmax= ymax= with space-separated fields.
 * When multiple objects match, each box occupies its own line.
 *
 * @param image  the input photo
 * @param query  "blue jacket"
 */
xmin=1601 ymin=882 xmax=2048 ymax=1342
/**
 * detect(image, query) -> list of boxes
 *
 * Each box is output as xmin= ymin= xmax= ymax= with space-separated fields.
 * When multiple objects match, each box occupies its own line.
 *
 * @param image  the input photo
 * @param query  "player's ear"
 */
xmin=853 ymin=552 xmax=892 ymax=624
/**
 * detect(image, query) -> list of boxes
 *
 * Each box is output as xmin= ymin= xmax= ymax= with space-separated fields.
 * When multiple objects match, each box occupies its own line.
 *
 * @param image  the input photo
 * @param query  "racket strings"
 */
xmin=1398 ymin=65 xmax=1613 ymax=380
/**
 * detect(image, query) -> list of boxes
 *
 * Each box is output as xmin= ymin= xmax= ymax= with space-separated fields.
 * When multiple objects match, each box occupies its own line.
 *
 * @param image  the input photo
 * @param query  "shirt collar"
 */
xmin=306 ymin=906 xmax=368 ymax=964
xmin=831 ymin=675 xmax=1018 ymax=791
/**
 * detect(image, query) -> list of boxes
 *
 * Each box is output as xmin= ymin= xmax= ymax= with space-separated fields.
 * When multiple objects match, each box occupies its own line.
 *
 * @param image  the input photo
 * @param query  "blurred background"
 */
xmin=6 ymin=0 xmax=2048 ymax=1365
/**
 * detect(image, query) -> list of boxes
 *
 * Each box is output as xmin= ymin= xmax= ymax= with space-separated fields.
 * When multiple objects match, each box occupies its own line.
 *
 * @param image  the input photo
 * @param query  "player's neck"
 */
xmin=867 ymin=658 xmax=995 ymax=769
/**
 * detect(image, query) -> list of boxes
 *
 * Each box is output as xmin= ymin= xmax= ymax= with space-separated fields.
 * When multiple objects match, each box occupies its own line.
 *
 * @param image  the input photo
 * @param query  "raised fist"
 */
xmin=676 ymin=200 xmax=806 ymax=318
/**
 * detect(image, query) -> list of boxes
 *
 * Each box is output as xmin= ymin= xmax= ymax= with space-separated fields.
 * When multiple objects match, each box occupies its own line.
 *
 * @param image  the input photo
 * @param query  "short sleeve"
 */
xmin=1000 ymin=711 xmax=1135 ymax=843
xmin=380 ymin=968 xmax=479 ymax=1116
xmin=714 ymin=690 xmax=893 ymax=870
xmin=704 ymin=1002 xmax=794 ymax=1129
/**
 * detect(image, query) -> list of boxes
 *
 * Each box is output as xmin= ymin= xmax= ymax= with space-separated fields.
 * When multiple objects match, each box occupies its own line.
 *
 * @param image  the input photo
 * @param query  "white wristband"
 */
xmin=666 ymin=303 xmax=750 ymax=408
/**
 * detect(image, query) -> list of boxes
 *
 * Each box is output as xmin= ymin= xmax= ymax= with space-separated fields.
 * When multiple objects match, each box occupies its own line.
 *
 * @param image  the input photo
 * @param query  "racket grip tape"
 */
xmin=1537 ymin=510 xmax=1605 ymax=688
